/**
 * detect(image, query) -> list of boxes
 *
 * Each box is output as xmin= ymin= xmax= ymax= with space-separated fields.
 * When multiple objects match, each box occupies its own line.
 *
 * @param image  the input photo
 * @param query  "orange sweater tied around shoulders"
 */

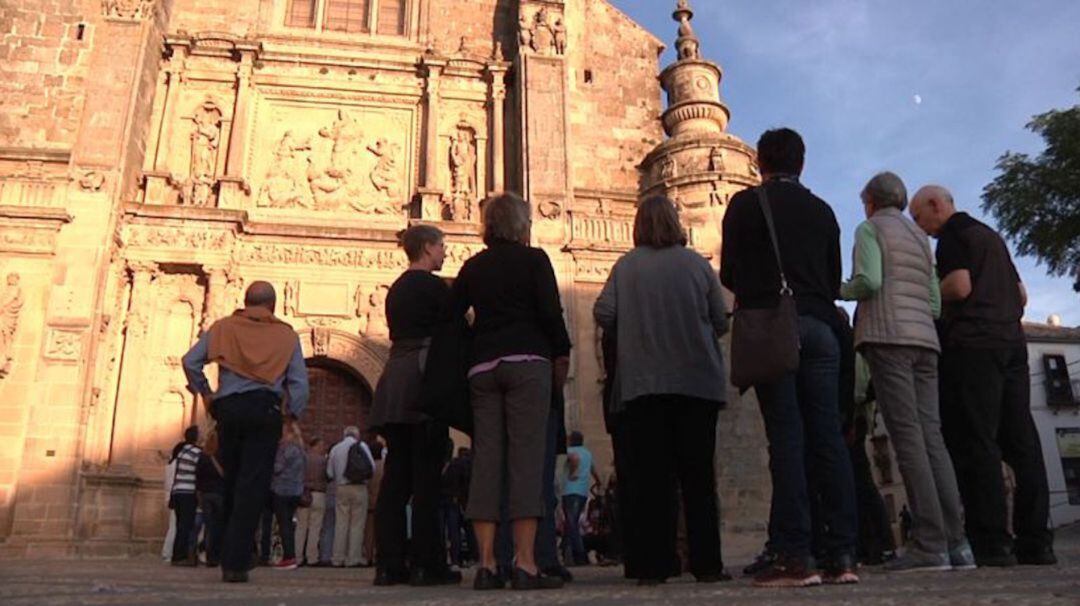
xmin=207 ymin=306 xmax=298 ymax=385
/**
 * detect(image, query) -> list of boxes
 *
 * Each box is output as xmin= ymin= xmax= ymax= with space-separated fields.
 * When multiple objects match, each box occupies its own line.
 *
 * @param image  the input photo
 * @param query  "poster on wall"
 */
xmin=1056 ymin=428 xmax=1080 ymax=506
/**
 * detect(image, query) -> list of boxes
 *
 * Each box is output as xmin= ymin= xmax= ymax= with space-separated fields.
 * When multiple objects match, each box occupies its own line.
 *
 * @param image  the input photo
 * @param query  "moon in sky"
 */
xmin=913 ymin=94 xmax=923 ymax=105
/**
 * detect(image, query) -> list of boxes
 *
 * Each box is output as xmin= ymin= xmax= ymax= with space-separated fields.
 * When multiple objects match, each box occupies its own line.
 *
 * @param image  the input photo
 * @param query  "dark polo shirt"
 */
xmin=935 ymin=212 xmax=1025 ymax=348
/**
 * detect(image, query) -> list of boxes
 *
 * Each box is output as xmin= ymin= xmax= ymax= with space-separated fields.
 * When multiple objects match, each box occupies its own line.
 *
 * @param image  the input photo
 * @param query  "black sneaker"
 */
xmin=374 ymin=567 xmax=410 ymax=586
xmin=1016 ymin=547 xmax=1057 ymax=566
xmin=637 ymin=578 xmax=667 ymax=586
xmin=743 ymin=550 xmax=777 ymax=577
xmin=542 ymin=566 xmax=574 ymax=583
xmin=409 ymin=567 xmax=463 ymax=586
xmin=473 ymin=567 xmax=506 ymax=591
xmin=695 ymin=571 xmax=733 ymax=583
xmin=222 ymin=569 xmax=249 ymax=583
xmin=974 ymin=546 xmax=1018 ymax=568
xmin=510 ymin=567 xmax=564 ymax=591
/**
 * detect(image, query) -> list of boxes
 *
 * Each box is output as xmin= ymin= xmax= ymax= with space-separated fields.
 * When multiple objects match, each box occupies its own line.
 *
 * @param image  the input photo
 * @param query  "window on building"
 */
xmin=284 ymin=0 xmax=407 ymax=36
xmin=286 ymin=0 xmax=318 ymax=28
xmin=376 ymin=0 xmax=406 ymax=36
xmin=324 ymin=0 xmax=371 ymax=33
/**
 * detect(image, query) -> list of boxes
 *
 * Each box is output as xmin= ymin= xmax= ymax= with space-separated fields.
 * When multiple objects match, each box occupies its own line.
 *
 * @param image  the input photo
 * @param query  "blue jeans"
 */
xmin=754 ymin=315 xmax=857 ymax=562
xmin=498 ymin=405 xmax=561 ymax=570
xmin=562 ymin=494 xmax=588 ymax=564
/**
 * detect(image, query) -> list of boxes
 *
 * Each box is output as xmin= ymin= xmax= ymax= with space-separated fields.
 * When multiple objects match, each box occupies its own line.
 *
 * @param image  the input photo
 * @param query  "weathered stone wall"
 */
xmin=0 ymin=0 xmax=93 ymax=148
xmin=566 ymin=0 xmax=663 ymax=194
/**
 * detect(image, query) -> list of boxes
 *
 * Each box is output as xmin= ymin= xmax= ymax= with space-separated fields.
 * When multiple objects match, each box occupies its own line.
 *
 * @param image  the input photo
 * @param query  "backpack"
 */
xmin=343 ymin=442 xmax=374 ymax=484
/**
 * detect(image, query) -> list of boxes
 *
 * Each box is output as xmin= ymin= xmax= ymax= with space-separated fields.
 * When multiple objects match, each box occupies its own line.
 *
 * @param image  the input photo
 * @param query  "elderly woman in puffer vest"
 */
xmin=840 ymin=172 xmax=974 ymax=573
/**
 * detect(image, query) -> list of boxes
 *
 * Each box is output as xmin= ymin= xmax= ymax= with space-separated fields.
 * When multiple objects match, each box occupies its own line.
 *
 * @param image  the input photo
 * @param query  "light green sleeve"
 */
xmin=839 ymin=221 xmax=883 ymax=301
xmin=929 ymin=272 xmax=942 ymax=319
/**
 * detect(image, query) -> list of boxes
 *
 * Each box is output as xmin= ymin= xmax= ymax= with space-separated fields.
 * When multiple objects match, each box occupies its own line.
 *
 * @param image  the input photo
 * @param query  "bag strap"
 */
xmin=755 ymin=186 xmax=793 ymax=296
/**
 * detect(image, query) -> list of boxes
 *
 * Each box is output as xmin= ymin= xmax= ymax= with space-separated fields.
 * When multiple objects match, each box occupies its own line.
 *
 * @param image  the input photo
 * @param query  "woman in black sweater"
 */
xmin=452 ymin=193 xmax=571 ymax=591
xmin=371 ymin=225 xmax=461 ymax=587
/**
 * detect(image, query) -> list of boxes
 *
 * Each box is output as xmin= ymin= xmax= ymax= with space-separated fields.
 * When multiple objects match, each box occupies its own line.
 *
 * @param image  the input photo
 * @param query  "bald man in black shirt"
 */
xmin=910 ymin=185 xmax=1055 ymax=568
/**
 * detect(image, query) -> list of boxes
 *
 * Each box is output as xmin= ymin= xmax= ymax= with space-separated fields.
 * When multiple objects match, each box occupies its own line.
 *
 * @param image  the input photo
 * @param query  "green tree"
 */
xmin=982 ymin=88 xmax=1080 ymax=292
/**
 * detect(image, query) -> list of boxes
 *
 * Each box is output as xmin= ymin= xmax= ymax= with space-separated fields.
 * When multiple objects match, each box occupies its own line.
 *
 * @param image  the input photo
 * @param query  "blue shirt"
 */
xmin=564 ymin=446 xmax=593 ymax=497
xmin=181 ymin=332 xmax=310 ymax=417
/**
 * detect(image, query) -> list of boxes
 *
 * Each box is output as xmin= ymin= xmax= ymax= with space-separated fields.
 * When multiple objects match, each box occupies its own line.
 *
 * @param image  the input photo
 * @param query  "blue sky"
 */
xmin=613 ymin=0 xmax=1080 ymax=325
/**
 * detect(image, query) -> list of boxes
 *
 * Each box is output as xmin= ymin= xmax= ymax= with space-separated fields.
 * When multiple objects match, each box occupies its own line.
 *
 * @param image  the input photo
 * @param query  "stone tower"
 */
xmin=639 ymin=0 xmax=759 ymax=260
xmin=639 ymin=1 xmax=770 ymax=540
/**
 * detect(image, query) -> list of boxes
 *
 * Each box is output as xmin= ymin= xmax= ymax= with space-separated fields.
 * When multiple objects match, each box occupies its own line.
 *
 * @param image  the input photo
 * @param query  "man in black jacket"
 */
xmin=721 ymin=128 xmax=858 ymax=588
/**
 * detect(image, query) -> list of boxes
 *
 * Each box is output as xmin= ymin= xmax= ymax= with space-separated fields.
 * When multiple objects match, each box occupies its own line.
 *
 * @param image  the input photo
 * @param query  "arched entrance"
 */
xmin=301 ymin=358 xmax=372 ymax=447
xmin=295 ymin=327 xmax=387 ymax=444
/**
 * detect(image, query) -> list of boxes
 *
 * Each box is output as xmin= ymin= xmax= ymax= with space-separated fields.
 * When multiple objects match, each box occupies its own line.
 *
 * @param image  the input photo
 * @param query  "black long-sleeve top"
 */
xmin=451 ymin=239 xmax=572 ymax=365
xmin=720 ymin=178 xmax=842 ymax=329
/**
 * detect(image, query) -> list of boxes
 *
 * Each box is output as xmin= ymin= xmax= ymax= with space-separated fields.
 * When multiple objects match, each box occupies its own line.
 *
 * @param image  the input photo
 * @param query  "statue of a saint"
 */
xmin=449 ymin=130 xmax=477 ymax=220
xmin=188 ymin=102 xmax=221 ymax=206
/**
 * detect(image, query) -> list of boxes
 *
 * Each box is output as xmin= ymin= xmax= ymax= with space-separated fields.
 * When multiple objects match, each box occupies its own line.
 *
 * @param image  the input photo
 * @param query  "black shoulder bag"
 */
xmin=729 ymin=186 xmax=801 ymax=390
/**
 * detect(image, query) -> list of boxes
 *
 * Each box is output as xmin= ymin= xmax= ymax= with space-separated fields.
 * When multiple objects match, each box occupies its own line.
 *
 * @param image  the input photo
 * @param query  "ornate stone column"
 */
xmin=219 ymin=42 xmax=260 ymax=209
xmin=109 ymin=260 xmax=159 ymax=468
xmin=201 ymin=265 xmax=230 ymax=332
xmin=417 ymin=57 xmax=447 ymax=220
xmin=486 ymin=65 xmax=508 ymax=193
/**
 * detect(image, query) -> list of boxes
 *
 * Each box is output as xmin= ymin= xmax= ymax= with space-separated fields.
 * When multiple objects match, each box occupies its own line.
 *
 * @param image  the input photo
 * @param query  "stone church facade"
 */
xmin=0 ymin=0 xmax=768 ymax=556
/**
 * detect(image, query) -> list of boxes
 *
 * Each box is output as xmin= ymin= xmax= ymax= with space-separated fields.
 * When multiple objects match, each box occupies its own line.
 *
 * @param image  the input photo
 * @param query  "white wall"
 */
xmin=1027 ymin=339 xmax=1080 ymax=528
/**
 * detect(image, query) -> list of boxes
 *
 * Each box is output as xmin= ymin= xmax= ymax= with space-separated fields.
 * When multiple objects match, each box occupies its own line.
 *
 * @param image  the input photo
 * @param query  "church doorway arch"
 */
xmin=296 ymin=327 xmax=387 ymax=444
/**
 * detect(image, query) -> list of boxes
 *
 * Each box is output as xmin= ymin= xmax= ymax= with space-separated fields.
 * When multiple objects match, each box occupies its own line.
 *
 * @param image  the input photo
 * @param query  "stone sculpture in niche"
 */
xmin=709 ymin=146 xmax=725 ymax=172
xmin=530 ymin=8 xmax=558 ymax=56
xmin=448 ymin=128 xmax=477 ymax=221
xmin=553 ymin=19 xmax=567 ymax=55
xmin=184 ymin=101 xmax=222 ymax=207
xmin=518 ymin=15 xmax=533 ymax=51
xmin=659 ymin=155 xmax=677 ymax=181
xmin=0 ymin=273 xmax=24 ymax=379
xmin=258 ymin=131 xmax=314 ymax=209
xmin=358 ymin=285 xmax=390 ymax=338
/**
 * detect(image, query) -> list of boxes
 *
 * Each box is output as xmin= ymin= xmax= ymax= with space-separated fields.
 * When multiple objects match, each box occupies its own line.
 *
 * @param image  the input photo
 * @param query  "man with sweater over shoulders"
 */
xmin=721 ymin=128 xmax=858 ymax=588
xmin=182 ymin=281 xmax=309 ymax=583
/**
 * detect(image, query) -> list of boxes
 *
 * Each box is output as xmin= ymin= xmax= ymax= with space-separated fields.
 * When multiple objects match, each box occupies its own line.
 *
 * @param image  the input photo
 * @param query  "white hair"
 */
xmin=344 ymin=426 xmax=360 ymax=439
xmin=863 ymin=171 xmax=908 ymax=211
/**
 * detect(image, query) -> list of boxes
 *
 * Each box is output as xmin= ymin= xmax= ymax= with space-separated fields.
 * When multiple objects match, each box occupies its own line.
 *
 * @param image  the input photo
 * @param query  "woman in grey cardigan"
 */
xmin=593 ymin=196 xmax=729 ymax=585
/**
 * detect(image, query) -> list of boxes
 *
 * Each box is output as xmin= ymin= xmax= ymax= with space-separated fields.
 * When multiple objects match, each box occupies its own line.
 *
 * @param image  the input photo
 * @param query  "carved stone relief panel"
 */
xmin=0 ymin=272 xmax=24 ymax=379
xmin=237 ymin=243 xmax=407 ymax=270
xmin=101 ymin=0 xmax=155 ymax=21
xmin=252 ymin=102 xmax=416 ymax=221
xmin=43 ymin=327 xmax=85 ymax=363
xmin=520 ymin=5 xmax=567 ymax=56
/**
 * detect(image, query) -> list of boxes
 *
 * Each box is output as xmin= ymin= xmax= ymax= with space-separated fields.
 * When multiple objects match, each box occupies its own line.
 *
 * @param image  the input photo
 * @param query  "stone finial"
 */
xmin=673 ymin=0 xmax=701 ymax=61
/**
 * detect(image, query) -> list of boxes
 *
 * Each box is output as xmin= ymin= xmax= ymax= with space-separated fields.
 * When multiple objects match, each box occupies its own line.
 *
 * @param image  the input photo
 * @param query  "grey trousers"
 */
xmin=864 ymin=345 xmax=966 ymax=555
xmin=467 ymin=360 xmax=552 ymax=522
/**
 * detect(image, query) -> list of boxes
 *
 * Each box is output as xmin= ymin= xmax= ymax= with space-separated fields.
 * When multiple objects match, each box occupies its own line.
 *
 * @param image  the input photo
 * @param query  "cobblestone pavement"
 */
xmin=2 ymin=526 xmax=1079 ymax=606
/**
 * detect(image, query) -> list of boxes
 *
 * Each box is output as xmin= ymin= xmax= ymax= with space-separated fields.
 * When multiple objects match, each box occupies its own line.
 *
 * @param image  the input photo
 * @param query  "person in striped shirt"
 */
xmin=170 ymin=425 xmax=202 ymax=566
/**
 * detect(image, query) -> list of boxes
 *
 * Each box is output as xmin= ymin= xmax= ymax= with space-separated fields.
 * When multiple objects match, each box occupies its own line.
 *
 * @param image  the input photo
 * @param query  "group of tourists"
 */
xmin=173 ymin=125 xmax=1055 ymax=591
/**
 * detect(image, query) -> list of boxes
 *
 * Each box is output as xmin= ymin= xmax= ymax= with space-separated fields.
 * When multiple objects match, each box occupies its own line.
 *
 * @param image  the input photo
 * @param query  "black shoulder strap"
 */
xmin=755 ymin=186 xmax=792 ymax=296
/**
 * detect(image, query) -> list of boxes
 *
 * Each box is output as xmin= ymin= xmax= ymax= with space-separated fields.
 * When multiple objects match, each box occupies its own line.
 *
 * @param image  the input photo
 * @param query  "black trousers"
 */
xmin=171 ymin=492 xmax=198 ymax=562
xmin=625 ymin=395 xmax=722 ymax=580
xmin=375 ymin=422 xmax=448 ymax=572
xmin=940 ymin=345 xmax=1053 ymax=555
xmin=214 ymin=390 xmax=283 ymax=573
xmin=610 ymin=417 xmax=642 ymax=578
xmin=200 ymin=492 xmax=226 ymax=564
xmin=849 ymin=419 xmax=895 ymax=560
xmin=273 ymin=494 xmax=301 ymax=561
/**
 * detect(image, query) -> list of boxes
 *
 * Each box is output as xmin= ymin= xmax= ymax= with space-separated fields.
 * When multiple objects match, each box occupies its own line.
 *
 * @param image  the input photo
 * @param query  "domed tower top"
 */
xmin=660 ymin=0 xmax=730 ymax=137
